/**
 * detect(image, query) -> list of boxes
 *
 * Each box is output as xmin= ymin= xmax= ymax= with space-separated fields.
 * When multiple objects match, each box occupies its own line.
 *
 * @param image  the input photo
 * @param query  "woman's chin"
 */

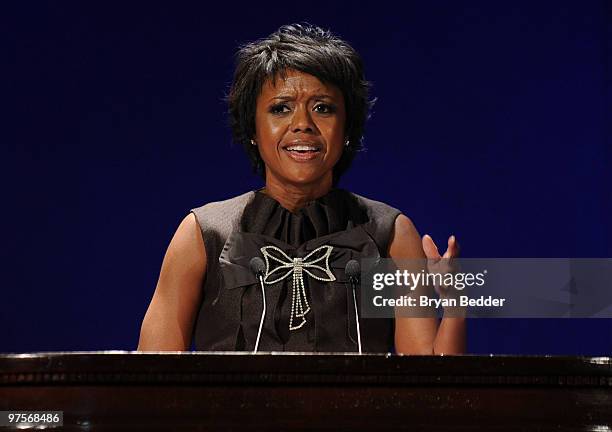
xmin=281 ymin=168 xmax=331 ymax=187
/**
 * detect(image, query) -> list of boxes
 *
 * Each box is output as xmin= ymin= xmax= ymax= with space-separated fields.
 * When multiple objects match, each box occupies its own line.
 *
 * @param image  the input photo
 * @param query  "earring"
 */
xmin=344 ymin=139 xmax=350 ymax=147
xmin=250 ymin=139 xmax=257 ymax=146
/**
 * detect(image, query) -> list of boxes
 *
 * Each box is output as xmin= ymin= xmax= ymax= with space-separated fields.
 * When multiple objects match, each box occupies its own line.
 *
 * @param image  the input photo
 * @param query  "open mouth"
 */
xmin=282 ymin=143 xmax=322 ymax=162
xmin=283 ymin=144 xmax=321 ymax=154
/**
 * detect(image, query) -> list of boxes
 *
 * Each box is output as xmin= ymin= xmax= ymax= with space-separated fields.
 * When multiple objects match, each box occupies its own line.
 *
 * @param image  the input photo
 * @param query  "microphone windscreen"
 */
xmin=250 ymin=257 xmax=266 ymax=276
xmin=345 ymin=259 xmax=360 ymax=280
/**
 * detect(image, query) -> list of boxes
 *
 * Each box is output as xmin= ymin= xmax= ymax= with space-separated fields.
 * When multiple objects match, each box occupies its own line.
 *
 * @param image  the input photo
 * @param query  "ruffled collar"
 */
xmin=240 ymin=188 xmax=369 ymax=247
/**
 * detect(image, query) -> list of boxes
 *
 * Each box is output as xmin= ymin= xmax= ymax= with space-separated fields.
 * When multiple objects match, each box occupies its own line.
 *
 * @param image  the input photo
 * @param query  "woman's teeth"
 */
xmin=285 ymin=145 xmax=319 ymax=152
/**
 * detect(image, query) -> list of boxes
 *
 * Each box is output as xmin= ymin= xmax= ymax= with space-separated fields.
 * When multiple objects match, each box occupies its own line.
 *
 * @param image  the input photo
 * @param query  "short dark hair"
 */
xmin=226 ymin=23 xmax=375 ymax=185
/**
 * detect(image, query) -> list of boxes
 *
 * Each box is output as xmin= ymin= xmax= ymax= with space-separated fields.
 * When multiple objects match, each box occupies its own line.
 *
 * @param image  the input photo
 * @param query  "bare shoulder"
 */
xmin=172 ymin=213 xmax=204 ymax=252
xmin=163 ymin=213 xmax=207 ymax=272
xmin=159 ymin=211 xmax=207 ymax=291
xmin=388 ymin=214 xmax=426 ymax=259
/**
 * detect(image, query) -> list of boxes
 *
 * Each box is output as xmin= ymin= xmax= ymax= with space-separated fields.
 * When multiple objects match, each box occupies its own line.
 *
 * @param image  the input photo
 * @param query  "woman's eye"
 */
xmin=270 ymin=104 xmax=290 ymax=114
xmin=314 ymin=104 xmax=335 ymax=114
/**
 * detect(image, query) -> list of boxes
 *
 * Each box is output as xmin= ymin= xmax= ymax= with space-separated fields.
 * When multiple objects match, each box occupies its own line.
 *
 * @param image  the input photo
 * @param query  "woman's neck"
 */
xmin=262 ymin=176 xmax=333 ymax=213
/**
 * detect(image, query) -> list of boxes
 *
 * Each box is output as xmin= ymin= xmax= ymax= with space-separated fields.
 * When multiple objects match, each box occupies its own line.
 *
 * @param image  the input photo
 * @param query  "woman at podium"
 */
xmin=138 ymin=23 xmax=465 ymax=354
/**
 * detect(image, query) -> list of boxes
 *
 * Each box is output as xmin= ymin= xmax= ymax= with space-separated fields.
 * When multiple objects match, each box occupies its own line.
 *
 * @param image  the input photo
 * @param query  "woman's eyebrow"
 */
xmin=269 ymin=95 xmax=295 ymax=102
xmin=268 ymin=93 xmax=336 ymax=102
xmin=311 ymin=94 xmax=335 ymax=100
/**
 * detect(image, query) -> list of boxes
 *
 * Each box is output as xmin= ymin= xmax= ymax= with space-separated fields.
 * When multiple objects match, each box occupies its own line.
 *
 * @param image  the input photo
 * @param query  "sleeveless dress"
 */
xmin=190 ymin=188 xmax=401 ymax=353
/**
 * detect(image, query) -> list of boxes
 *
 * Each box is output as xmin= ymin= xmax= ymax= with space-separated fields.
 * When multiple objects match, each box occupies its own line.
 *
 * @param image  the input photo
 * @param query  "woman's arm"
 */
xmin=137 ymin=213 xmax=206 ymax=351
xmin=389 ymin=215 xmax=466 ymax=355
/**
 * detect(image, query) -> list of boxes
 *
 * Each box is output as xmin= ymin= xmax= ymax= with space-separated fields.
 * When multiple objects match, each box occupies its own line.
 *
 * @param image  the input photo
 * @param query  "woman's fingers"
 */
xmin=423 ymin=234 xmax=460 ymax=260
xmin=424 ymin=235 xmax=461 ymax=298
xmin=422 ymin=234 xmax=441 ymax=260
xmin=442 ymin=235 xmax=460 ymax=259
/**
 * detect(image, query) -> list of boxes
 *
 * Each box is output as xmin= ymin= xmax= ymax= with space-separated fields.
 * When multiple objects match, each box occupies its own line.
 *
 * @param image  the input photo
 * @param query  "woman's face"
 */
xmin=254 ymin=69 xmax=346 ymax=188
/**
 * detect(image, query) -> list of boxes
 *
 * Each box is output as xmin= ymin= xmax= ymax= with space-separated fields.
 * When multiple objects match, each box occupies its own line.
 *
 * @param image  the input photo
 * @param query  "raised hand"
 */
xmin=422 ymin=234 xmax=460 ymax=261
xmin=422 ymin=234 xmax=461 ymax=301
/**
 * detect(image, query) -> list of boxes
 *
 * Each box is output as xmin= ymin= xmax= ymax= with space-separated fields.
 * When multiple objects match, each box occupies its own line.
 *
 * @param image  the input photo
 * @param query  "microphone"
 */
xmin=345 ymin=260 xmax=362 ymax=354
xmin=249 ymin=257 xmax=265 ymax=276
xmin=249 ymin=257 xmax=266 ymax=354
xmin=345 ymin=260 xmax=360 ymax=284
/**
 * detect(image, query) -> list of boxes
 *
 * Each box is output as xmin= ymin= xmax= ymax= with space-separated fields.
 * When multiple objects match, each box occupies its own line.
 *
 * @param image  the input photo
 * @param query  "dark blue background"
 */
xmin=4 ymin=2 xmax=611 ymax=354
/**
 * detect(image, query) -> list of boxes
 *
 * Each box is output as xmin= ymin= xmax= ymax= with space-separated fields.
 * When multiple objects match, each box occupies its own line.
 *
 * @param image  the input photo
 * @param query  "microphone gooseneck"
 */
xmin=249 ymin=257 xmax=266 ymax=354
xmin=345 ymin=259 xmax=362 ymax=354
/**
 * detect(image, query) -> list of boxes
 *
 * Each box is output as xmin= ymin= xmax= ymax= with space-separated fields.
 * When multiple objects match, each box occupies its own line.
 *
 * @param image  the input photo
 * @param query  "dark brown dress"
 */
xmin=190 ymin=188 xmax=401 ymax=353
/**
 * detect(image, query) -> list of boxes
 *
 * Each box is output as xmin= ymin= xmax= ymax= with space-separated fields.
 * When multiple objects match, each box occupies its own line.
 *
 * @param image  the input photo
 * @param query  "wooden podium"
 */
xmin=1 ymin=352 xmax=611 ymax=430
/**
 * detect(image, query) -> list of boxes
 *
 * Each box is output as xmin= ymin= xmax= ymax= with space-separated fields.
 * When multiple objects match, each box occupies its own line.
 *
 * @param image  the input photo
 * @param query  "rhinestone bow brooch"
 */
xmin=260 ymin=245 xmax=336 ymax=331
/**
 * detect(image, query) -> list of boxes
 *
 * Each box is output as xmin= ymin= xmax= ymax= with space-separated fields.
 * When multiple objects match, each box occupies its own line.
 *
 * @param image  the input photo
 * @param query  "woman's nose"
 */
xmin=290 ymin=106 xmax=315 ymax=133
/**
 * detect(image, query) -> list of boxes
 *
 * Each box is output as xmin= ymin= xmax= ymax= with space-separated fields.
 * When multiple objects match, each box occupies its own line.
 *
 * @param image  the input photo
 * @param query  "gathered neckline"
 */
xmin=253 ymin=187 xmax=344 ymax=215
xmin=240 ymin=187 xmax=368 ymax=248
